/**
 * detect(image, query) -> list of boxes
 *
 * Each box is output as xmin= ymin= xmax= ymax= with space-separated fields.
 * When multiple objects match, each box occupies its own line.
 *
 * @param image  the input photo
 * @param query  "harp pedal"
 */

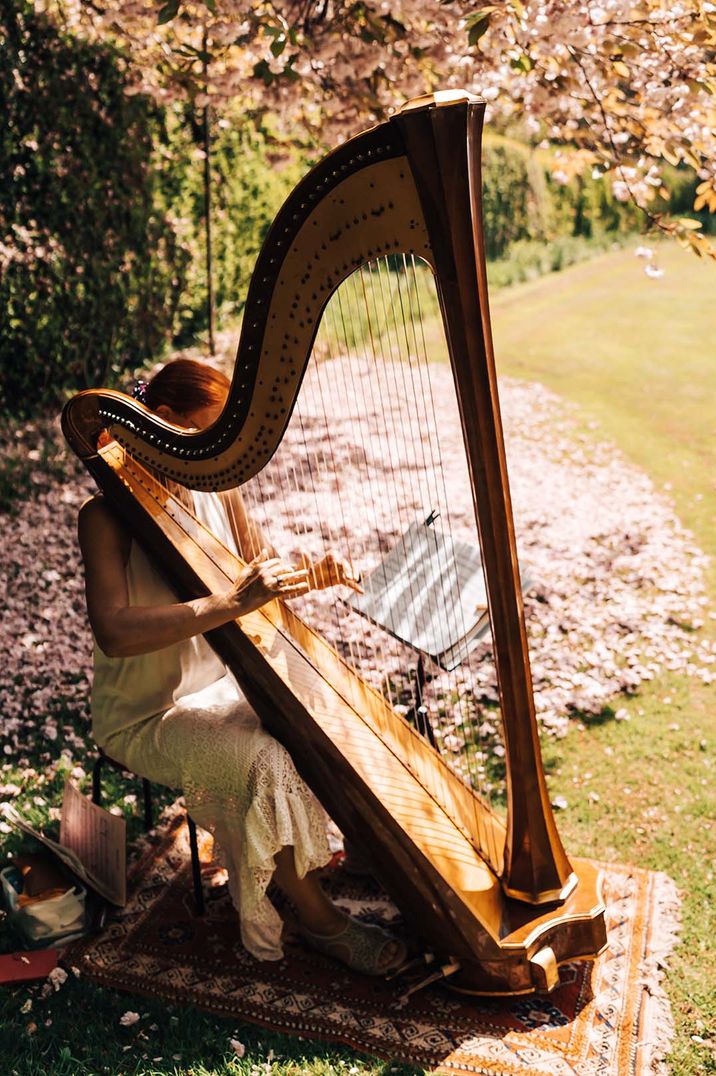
xmin=394 ymin=957 xmax=462 ymax=1004
xmin=384 ymin=950 xmax=436 ymax=982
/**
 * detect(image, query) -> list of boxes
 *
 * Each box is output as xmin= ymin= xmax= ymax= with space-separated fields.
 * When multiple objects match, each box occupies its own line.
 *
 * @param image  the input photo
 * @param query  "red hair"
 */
xmin=144 ymin=359 xmax=230 ymax=415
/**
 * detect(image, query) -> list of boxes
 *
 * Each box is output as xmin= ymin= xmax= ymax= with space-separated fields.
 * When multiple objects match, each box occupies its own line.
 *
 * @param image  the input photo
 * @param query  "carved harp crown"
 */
xmin=63 ymin=91 xmax=606 ymax=994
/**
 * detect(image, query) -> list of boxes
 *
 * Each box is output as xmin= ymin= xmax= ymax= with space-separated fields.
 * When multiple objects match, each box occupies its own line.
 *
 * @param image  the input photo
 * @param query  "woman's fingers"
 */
xmin=325 ymin=554 xmax=364 ymax=593
xmin=343 ymin=571 xmax=365 ymax=594
xmin=274 ymin=567 xmax=309 ymax=582
xmin=257 ymin=565 xmax=309 ymax=599
xmin=249 ymin=547 xmax=270 ymax=564
xmin=278 ymin=580 xmax=310 ymax=597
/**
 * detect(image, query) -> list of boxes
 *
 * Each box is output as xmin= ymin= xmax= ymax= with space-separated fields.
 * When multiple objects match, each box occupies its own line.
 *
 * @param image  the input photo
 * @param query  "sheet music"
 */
xmin=348 ymin=521 xmax=491 ymax=670
xmin=59 ymin=779 xmax=126 ymax=906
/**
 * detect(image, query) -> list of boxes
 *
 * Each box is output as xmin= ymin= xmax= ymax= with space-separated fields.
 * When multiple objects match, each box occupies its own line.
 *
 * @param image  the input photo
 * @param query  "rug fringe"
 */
xmin=636 ymin=871 xmax=681 ymax=1076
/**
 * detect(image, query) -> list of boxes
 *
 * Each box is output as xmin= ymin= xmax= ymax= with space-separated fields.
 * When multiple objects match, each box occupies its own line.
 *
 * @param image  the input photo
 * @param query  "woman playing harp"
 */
xmin=66 ymin=92 xmax=607 ymax=995
xmin=78 ymin=357 xmax=406 ymax=974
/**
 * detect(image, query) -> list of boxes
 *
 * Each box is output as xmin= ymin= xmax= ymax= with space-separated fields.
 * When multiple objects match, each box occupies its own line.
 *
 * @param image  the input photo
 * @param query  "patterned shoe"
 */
xmin=300 ymin=916 xmax=407 ymax=976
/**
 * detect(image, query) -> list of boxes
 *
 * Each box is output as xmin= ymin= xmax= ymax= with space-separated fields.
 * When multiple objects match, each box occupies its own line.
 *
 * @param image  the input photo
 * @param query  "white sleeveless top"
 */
xmin=90 ymin=492 xmax=237 ymax=746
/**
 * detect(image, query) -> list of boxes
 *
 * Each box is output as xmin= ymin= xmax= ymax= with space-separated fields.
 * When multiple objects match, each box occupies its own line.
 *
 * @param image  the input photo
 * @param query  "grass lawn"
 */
xmin=491 ymin=242 xmax=716 ymax=1076
xmin=1 ymin=244 xmax=714 ymax=1074
xmin=491 ymin=243 xmax=716 ymax=574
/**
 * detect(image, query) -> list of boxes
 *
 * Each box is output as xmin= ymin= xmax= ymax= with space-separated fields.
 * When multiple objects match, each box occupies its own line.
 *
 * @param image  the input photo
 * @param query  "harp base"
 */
xmin=444 ymin=859 xmax=607 ymax=996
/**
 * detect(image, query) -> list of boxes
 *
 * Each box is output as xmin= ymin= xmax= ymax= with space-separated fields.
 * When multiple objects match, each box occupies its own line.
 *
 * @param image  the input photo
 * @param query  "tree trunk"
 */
xmin=202 ymin=33 xmax=215 ymax=355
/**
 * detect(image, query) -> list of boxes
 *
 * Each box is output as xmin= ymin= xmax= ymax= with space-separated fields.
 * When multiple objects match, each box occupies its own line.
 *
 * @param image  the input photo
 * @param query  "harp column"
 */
xmin=396 ymin=93 xmax=576 ymax=905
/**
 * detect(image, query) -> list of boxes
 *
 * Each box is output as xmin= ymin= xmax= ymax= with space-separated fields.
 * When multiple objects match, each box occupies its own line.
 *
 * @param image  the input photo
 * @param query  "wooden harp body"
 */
xmin=63 ymin=92 xmax=606 ymax=995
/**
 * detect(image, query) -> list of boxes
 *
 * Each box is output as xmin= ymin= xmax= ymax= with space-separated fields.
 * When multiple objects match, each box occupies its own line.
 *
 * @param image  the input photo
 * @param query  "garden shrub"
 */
xmin=481 ymin=133 xmax=641 ymax=258
xmin=486 ymin=233 xmax=628 ymax=290
xmin=154 ymin=108 xmax=307 ymax=345
xmin=0 ymin=1 xmax=303 ymax=417
xmin=0 ymin=0 xmax=186 ymax=418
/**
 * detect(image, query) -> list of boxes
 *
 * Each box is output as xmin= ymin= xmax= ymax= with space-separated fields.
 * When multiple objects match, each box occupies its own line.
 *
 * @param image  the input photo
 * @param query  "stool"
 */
xmin=91 ymin=748 xmax=205 ymax=915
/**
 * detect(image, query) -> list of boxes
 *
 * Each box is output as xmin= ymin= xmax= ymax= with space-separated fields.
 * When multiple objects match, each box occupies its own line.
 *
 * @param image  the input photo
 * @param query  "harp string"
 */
xmin=387 ymin=256 xmax=500 ymax=842
xmin=311 ymin=258 xmax=495 ymax=835
xmin=403 ymin=254 xmax=501 ymax=864
xmin=137 ymin=254 xmax=504 ymax=861
xmin=401 ymin=256 xmax=493 ymax=843
xmin=331 ymin=268 xmax=435 ymax=790
xmin=270 ymin=255 xmax=502 ymax=838
xmin=350 ymin=262 xmax=455 ymax=808
xmin=374 ymin=256 xmax=486 ymax=841
xmin=322 ymin=287 xmax=409 ymax=714
xmin=239 ymin=316 xmax=384 ymax=729
xmin=304 ymin=326 xmax=387 ymax=694
xmin=366 ymin=260 xmax=471 ymax=809
xmin=330 ymin=278 xmax=411 ymax=710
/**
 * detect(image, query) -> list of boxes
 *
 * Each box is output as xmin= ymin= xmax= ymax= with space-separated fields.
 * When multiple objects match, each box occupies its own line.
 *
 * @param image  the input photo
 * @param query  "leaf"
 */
xmin=510 ymin=53 xmax=533 ymax=73
xmin=270 ymin=36 xmax=286 ymax=58
xmin=157 ymin=0 xmax=180 ymax=25
xmin=612 ymin=60 xmax=630 ymax=78
xmin=676 ymin=217 xmax=703 ymax=231
xmin=203 ymin=0 xmax=217 ymax=12
xmin=465 ymin=8 xmax=496 ymax=45
xmin=682 ymin=148 xmax=701 ymax=170
xmin=661 ymin=144 xmax=681 ymax=167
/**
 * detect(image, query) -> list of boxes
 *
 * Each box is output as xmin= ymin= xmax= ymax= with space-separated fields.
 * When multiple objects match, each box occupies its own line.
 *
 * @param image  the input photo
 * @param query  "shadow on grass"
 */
xmin=569 ymin=701 xmax=634 ymax=728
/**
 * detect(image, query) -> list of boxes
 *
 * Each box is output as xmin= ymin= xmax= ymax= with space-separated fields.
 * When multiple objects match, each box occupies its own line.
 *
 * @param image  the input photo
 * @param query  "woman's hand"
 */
xmin=223 ymin=549 xmax=310 ymax=617
xmin=298 ymin=552 xmax=363 ymax=594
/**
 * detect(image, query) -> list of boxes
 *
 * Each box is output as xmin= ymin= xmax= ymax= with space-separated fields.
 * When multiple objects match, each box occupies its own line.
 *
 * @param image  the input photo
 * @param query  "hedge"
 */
xmin=0 ymin=0 xmax=301 ymax=417
xmin=481 ymin=133 xmax=641 ymax=260
xmin=0 ymin=1 xmax=181 ymax=417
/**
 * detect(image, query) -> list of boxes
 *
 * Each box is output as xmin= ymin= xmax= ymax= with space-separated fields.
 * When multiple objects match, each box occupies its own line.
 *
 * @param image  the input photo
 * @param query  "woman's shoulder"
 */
xmin=78 ymin=493 xmax=116 ymax=528
xmin=78 ymin=495 xmax=131 ymax=559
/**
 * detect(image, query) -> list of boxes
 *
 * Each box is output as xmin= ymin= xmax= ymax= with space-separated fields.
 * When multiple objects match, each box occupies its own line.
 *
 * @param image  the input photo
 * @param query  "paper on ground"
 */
xmin=1 ymin=779 xmax=126 ymax=906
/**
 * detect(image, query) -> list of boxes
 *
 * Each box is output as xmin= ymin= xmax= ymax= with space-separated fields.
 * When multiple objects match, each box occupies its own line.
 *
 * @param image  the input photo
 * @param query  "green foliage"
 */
xmin=481 ymin=134 xmax=641 ymax=259
xmin=155 ymin=109 xmax=307 ymax=345
xmin=486 ymin=233 xmax=629 ymax=289
xmin=0 ymin=0 xmax=303 ymax=418
xmin=660 ymin=162 xmax=716 ymax=234
xmin=0 ymin=0 xmax=187 ymax=418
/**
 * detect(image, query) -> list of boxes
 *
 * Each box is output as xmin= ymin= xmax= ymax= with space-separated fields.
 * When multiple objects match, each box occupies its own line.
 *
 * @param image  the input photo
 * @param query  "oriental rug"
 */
xmin=69 ymin=811 xmax=680 ymax=1076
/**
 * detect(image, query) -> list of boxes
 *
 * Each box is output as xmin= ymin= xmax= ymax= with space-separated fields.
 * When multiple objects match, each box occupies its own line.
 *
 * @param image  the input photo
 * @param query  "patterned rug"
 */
xmin=68 ymin=812 xmax=680 ymax=1075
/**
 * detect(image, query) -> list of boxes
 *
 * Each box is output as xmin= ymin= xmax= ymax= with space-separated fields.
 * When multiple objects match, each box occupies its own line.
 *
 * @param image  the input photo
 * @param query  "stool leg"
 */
xmin=142 ymin=779 xmax=153 ymax=831
xmin=187 ymin=816 xmax=205 ymax=916
xmin=91 ymin=756 xmax=105 ymax=807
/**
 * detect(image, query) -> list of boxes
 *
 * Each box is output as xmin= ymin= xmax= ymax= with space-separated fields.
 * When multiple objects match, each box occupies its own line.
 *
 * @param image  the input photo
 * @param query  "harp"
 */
xmin=63 ymin=90 xmax=606 ymax=995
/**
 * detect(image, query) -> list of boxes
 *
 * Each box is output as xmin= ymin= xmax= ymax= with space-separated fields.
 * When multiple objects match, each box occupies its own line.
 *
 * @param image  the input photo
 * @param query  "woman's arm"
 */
xmin=78 ymin=497 xmax=307 ymax=658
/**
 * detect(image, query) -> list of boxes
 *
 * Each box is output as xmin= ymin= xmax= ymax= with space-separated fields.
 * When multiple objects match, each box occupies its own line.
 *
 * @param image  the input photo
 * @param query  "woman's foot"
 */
xmin=272 ymin=846 xmax=405 ymax=975
xmin=299 ymin=912 xmax=406 ymax=976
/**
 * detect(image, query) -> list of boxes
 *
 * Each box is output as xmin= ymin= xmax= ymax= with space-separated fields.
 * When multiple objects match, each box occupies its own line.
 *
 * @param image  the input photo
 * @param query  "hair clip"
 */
xmin=132 ymin=378 xmax=149 ymax=405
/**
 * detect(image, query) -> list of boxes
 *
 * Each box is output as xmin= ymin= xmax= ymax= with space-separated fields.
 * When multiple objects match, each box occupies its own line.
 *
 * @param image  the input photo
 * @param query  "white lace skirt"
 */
xmin=101 ymin=672 xmax=332 ymax=961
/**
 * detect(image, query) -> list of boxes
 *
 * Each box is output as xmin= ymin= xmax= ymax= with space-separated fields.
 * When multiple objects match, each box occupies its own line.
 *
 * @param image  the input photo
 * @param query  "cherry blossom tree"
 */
xmin=44 ymin=0 xmax=716 ymax=256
